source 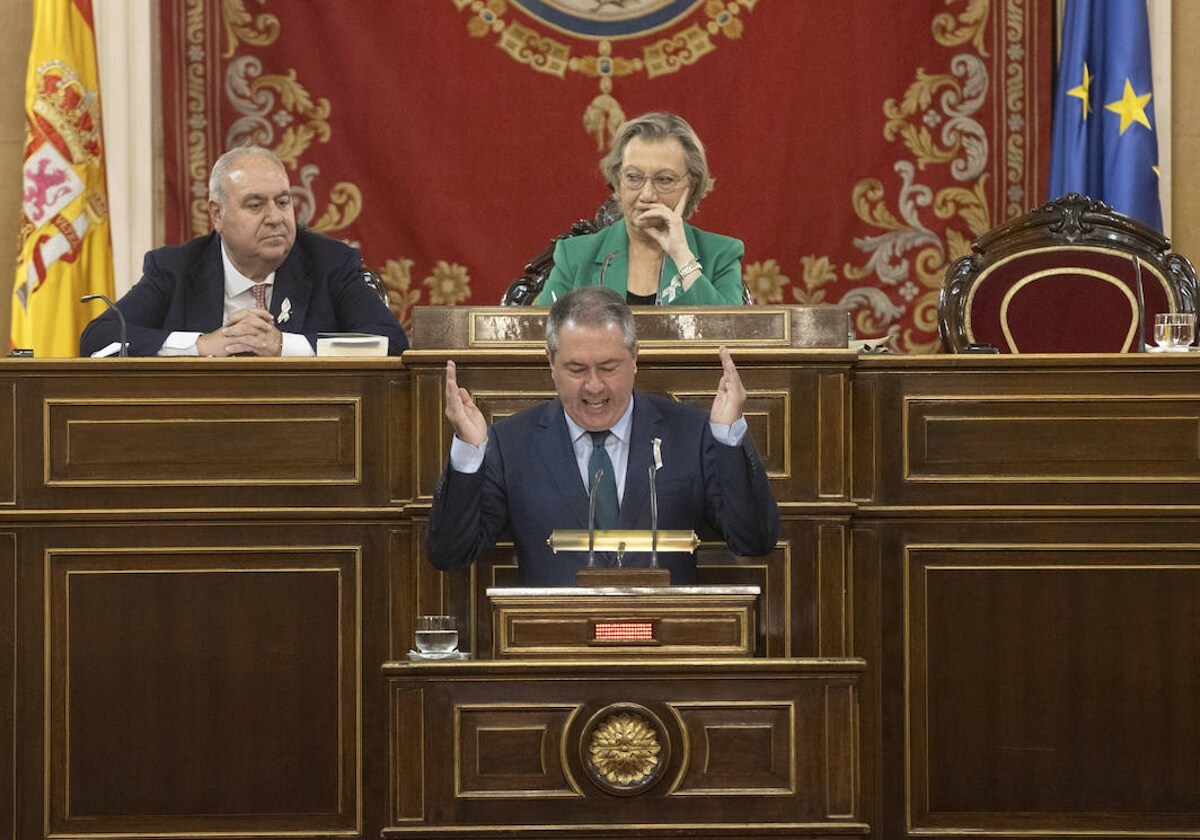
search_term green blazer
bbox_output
[534,221,746,305]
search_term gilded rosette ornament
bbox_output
[583,706,668,794]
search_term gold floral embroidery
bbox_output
[791,256,838,305]
[743,259,790,304]
[453,0,758,144]
[424,260,472,305]
[221,0,280,58]
[379,257,422,329]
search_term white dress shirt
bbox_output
[449,398,748,493]
[156,244,314,356]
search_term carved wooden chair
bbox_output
[501,199,622,306]
[938,193,1197,352]
[501,198,753,305]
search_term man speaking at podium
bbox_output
[426,286,779,586]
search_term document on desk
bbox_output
[316,333,388,357]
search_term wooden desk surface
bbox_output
[2,349,1198,840]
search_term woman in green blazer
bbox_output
[535,112,746,306]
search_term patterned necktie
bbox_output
[251,282,269,310]
[588,431,620,530]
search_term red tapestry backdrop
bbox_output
[158,0,1052,353]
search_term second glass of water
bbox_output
[415,615,458,654]
[1153,312,1196,350]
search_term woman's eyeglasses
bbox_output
[620,170,686,193]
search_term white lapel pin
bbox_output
[652,437,663,471]
[277,297,291,323]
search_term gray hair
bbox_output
[600,111,714,219]
[208,146,287,207]
[546,287,637,359]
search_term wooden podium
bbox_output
[486,585,760,658]
[383,584,865,839]
[384,304,863,838]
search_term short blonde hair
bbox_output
[600,112,714,219]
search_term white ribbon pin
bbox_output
[277,297,291,323]
[652,437,663,471]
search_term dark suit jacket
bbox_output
[78,229,408,356]
[426,392,779,586]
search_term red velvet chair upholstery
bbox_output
[938,194,1197,352]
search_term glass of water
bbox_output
[415,615,458,654]
[1153,313,1196,350]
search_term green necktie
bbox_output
[588,431,620,530]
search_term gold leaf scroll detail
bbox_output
[882,68,964,169]
[499,21,569,77]
[248,69,332,168]
[308,182,362,234]
[221,0,280,58]
[932,0,989,57]
[379,257,422,329]
[850,178,906,234]
[644,24,715,79]
[932,179,992,241]
[583,94,626,152]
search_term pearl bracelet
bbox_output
[659,260,704,305]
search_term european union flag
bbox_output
[1048,0,1161,231]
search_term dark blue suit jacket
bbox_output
[78,229,408,356]
[426,392,779,586]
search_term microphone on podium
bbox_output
[649,436,663,567]
[80,293,128,357]
[586,468,604,568]
[596,250,620,288]
[1133,255,1146,352]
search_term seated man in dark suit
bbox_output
[79,145,407,357]
[426,286,779,586]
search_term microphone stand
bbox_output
[1132,255,1146,351]
[597,250,619,288]
[648,464,659,568]
[80,293,128,357]
[586,469,603,568]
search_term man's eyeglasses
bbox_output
[620,170,687,193]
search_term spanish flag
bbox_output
[12,0,114,357]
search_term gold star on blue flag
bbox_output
[1049,0,1161,230]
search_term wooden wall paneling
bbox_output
[850,374,879,504]
[1,531,13,840]
[0,378,13,506]
[389,685,425,826]
[854,355,1200,508]
[19,361,399,511]
[849,524,884,840]
[859,518,1200,839]
[32,522,387,838]
[389,371,414,504]
[817,369,849,499]
[383,659,867,837]
[1,358,407,840]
